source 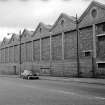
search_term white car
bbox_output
[21,70,32,79]
[21,70,39,80]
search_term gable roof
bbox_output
[0,41,1,46]
[8,33,18,44]
[32,22,51,37]
[1,37,9,47]
[42,23,52,30]
[79,0,105,23]
[50,13,76,31]
[21,29,34,39]
[33,23,41,36]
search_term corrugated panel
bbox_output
[5,48,9,63]
[14,45,19,63]
[33,40,40,61]
[52,34,62,60]
[26,41,32,62]
[21,44,26,63]
[64,31,77,59]
[9,47,14,63]
[42,37,50,60]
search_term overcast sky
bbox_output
[0,0,105,40]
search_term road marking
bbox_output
[95,97,105,100]
[59,90,105,100]
[22,84,105,101]
[1,78,105,102]
[50,89,105,100]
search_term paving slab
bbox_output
[0,75,105,85]
[39,76,105,85]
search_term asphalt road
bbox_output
[0,77,105,105]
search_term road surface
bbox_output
[0,77,105,105]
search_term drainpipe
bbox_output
[76,14,80,77]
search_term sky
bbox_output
[0,0,105,40]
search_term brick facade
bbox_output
[52,34,62,60]
[64,31,77,59]
[41,37,50,61]
[33,40,40,61]
[0,1,105,77]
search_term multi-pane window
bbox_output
[98,63,105,68]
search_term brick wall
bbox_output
[14,45,20,63]
[52,33,62,60]
[0,64,17,75]
[1,1,105,77]
[64,31,77,59]
[97,35,105,59]
[33,40,40,61]
[1,49,5,63]
[26,41,33,62]
[41,37,50,61]
[9,46,14,63]
[5,47,9,63]
[79,26,93,52]
[21,43,26,63]
[96,23,105,35]
[80,58,93,77]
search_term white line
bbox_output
[57,90,105,100]
[54,90,105,101]
[22,84,105,101]
[95,97,105,100]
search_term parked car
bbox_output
[21,70,39,80]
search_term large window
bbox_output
[33,40,40,61]
[52,34,62,60]
[98,63,105,68]
[84,51,91,57]
[96,23,105,35]
[42,37,50,61]
[91,8,97,18]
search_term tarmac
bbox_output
[39,76,105,85]
[0,75,105,85]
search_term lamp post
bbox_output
[7,32,16,75]
[76,14,80,77]
[8,31,22,77]
[19,30,22,77]
[92,24,96,77]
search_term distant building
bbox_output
[0,1,105,77]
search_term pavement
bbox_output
[0,76,105,105]
[0,74,105,85]
[39,76,105,85]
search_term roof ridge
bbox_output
[61,13,76,21]
[50,13,76,31]
[79,0,105,22]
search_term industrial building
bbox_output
[0,1,105,77]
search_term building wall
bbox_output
[97,36,105,59]
[26,41,33,62]
[96,23,105,35]
[0,64,17,75]
[0,49,1,63]
[33,40,40,61]
[1,2,105,77]
[79,26,93,52]
[5,47,9,63]
[96,23,105,59]
[52,33,62,60]
[64,31,77,59]
[9,46,14,63]
[79,5,105,28]
[14,45,20,63]
[41,37,50,61]
[0,28,95,77]
[21,43,26,63]
[1,49,5,63]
